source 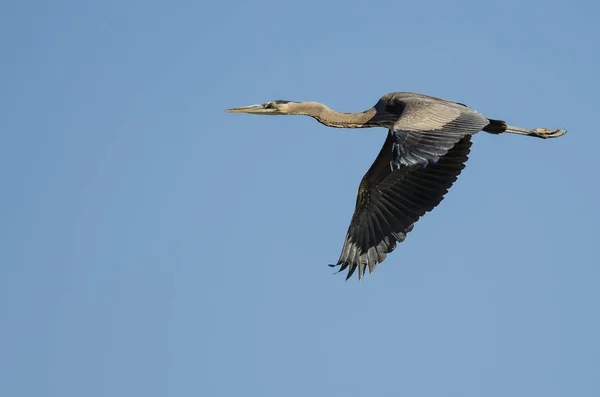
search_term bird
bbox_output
[226,92,566,280]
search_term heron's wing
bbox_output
[335,133,472,280]
[391,98,488,167]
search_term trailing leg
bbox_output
[483,118,566,139]
[504,125,566,139]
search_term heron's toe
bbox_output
[548,128,567,138]
[533,128,567,139]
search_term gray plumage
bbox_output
[226,92,566,280]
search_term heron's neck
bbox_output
[290,102,378,128]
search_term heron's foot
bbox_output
[529,128,567,139]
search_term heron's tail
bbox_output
[482,118,507,134]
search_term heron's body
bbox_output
[226,92,565,280]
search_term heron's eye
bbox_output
[264,102,275,109]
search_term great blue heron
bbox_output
[226,92,566,280]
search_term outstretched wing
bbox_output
[334,133,473,280]
[390,96,488,167]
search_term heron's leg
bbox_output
[505,125,566,139]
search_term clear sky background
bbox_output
[1,1,599,396]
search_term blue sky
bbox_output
[1,0,599,396]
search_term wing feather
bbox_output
[391,98,488,167]
[335,132,473,279]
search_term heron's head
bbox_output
[225,100,302,115]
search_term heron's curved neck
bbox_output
[289,102,378,128]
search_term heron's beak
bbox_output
[225,104,278,114]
